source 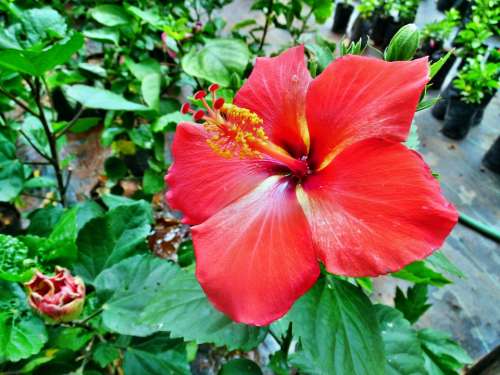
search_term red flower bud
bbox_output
[25,267,85,323]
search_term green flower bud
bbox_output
[384,24,420,62]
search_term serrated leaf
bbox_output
[93,342,120,368]
[374,305,426,375]
[75,201,153,281]
[0,234,34,282]
[66,85,148,111]
[181,39,250,87]
[94,254,266,351]
[394,284,431,324]
[392,261,451,287]
[0,313,48,362]
[284,277,385,375]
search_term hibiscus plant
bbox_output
[0,1,476,374]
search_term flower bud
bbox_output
[25,267,85,323]
[384,24,420,62]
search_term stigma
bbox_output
[181,86,309,177]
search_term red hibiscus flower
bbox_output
[165,46,457,326]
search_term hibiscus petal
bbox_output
[165,122,276,225]
[306,55,429,170]
[299,139,457,277]
[192,176,319,326]
[234,45,311,157]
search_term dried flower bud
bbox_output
[25,267,85,323]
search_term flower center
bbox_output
[182,86,309,177]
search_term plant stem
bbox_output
[295,7,315,43]
[19,129,52,161]
[0,86,38,117]
[281,322,293,359]
[56,106,85,138]
[33,78,66,206]
[77,308,104,325]
[258,0,274,52]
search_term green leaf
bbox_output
[305,0,333,23]
[182,39,250,87]
[0,313,48,363]
[151,112,191,133]
[105,156,128,181]
[430,50,453,80]
[426,251,464,278]
[142,73,161,111]
[143,168,164,195]
[394,285,431,324]
[42,207,79,263]
[123,334,190,375]
[219,358,263,375]
[384,24,420,61]
[66,85,148,111]
[374,305,426,375]
[94,254,266,350]
[68,117,101,133]
[49,327,93,351]
[418,329,472,374]
[0,234,34,282]
[405,122,420,150]
[125,57,161,81]
[75,201,153,281]
[0,131,25,201]
[28,206,64,236]
[284,277,385,375]
[0,33,84,76]
[392,261,451,287]
[23,176,57,189]
[20,7,67,44]
[90,5,132,27]
[83,28,120,45]
[93,342,120,368]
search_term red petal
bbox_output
[192,176,319,326]
[306,55,429,169]
[234,45,311,157]
[300,139,457,276]
[165,122,275,225]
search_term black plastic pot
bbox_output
[471,89,498,126]
[370,15,390,46]
[0,202,21,235]
[483,136,500,174]
[431,83,459,120]
[429,50,456,90]
[332,3,354,34]
[442,97,478,140]
[350,16,371,46]
[437,0,455,11]
[382,19,403,49]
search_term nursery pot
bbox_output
[382,19,404,50]
[471,89,498,126]
[429,50,456,90]
[483,136,500,174]
[437,0,455,12]
[332,3,354,34]
[442,97,478,140]
[431,83,458,120]
[350,16,371,45]
[370,15,390,46]
[421,38,444,56]
[0,202,21,235]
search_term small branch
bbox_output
[295,7,314,42]
[258,0,274,52]
[34,78,66,206]
[23,160,51,166]
[19,129,52,161]
[0,86,38,117]
[56,106,85,138]
[77,308,104,325]
[63,169,72,195]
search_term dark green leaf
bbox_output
[75,201,153,281]
[93,342,120,368]
[0,131,25,201]
[49,327,93,351]
[28,206,64,236]
[142,73,161,111]
[20,7,67,44]
[83,28,120,45]
[143,168,164,195]
[430,50,453,80]
[426,251,464,278]
[374,305,426,375]
[66,85,149,111]
[182,39,250,87]
[94,254,266,350]
[219,358,263,375]
[394,285,431,324]
[105,156,128,181]
[285,277,386,375]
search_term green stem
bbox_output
[0,86,38,117]
[77,308,104,325]
[258,0,274,52]
[459,212,500,242]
